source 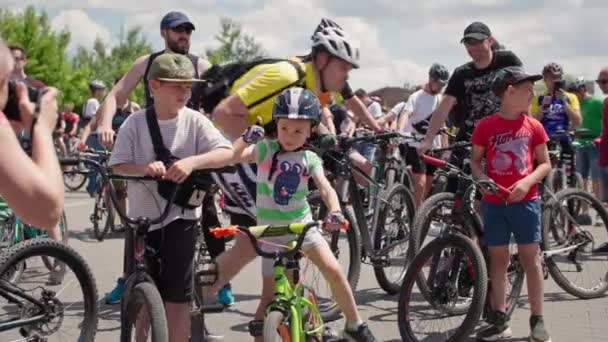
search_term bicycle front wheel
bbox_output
[120,282,168,342]
[263,310,292,342]
[373,184,415,294]
[542,188,608,299]
[42,211,69,272]
[398,233,487,342]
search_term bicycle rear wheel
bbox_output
[0,239,98,342]
[120,281,169,342]
[542,188,608,299]
[373,184,415,294]
[42,211,69,272]
[398,234,487,342]
[63,167,87,191]
[92,184,115,241]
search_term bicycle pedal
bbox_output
[369,255,390,267]
[201,303,225,313]
[196,260,218,286]
[248,320,264,337]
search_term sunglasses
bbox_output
[596,79,608,85]
[13,56,25,61]
[171,25,193,34]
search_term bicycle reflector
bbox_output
[210,226,238,238]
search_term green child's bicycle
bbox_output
[211,221,347,342]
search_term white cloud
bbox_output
[50,9,111,53]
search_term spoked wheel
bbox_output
[0,239,98,342]
[263,311,291,342]
[42,211,69,273]
[91,184,115,242]
[373,184,415,294]
[63,167,87,192]
[543,188,608,299]
[398,234,487,342]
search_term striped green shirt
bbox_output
[255,139,322,225]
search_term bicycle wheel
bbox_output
[120,282,169,342]
[42,211,69,272]
[542,188,608,299]
[373,184,415,294]
[305,193,361,321]
[504,252,525,319]
[410,192,455,255]
[546,168,567,193]
[63,167,87,191]
[0,239,98,342]
[385,168,397,190]
[263,310,291,342]
[398,234,487,342]
[92,184,114,241]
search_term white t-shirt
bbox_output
[82,98,100,119]
[391,89,442,148]
[109,107,232,231]
[367,101,383,119]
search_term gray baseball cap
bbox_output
[491,66,542,96]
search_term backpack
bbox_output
[198,58,305,114]
[145,107,213,210]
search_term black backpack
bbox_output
[198,58,305,114]
[145,107,213,210]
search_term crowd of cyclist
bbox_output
[1,9,608,342]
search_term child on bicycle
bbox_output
[225,87,376,341]
[470,66,552,342]
[109,53,234,342]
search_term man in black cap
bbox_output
[471,66,552,342]
[418,21,522,156]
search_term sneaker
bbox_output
[104,277,125,305]
[530,315,552,342]
[217,287,234,307]
[593,242,608,253]
[343,322,377,342]
[476,311,512,341]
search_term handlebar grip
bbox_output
[210,226,238,238]
[340,220,350,230]
[422,155,447,168]
[594,138,601,146]
[496,184,512,197]
[59,158,80,166]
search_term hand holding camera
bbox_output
[3,80,58,132]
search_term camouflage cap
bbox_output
[491,66,542,96]
[148,53,202,82]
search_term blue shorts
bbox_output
[481,199,542,246]
[576,144,600,180]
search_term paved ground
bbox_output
[2,190,607,341]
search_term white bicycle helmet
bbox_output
[311,20,360,69]
[568,76,586,91]
[89,80,106,91]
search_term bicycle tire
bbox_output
[263,310,291,342]
[410,192,455,256]
[42,211,69,272]
[504,255,525,319]
[546,168,567,193]
[373,184,415,294]
[120,282,169,342]
[0,238,98,342]
[385,168,397,190]
[63,169,87,191]
[94,187,115,242]
[305,193,361,321]
[542,188,608,299]
[398,234,487,342]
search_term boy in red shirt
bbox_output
[471,66,552,342]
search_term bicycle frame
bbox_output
[0,279,52,332]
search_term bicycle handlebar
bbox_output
[429,141,472,154]
[340,131,402,147]
[422,154,512,199]
[210,221,345,260]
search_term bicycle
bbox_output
[399,154,608,341]
[545,129,591,192]
[0,238,98,341]
[313,131,415,296]
[210,221,346,342]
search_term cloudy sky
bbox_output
[4,0,608,91]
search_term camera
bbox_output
[3,79,42,121]
[554,80,565,92]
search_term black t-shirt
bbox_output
[330,104,349,134]
[445,50,522,136]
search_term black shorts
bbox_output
[401,145,436,176]
[145,219,198,303]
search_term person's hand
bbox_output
[416,138,433,156]
[165,159,194,184]
[508,179,532,202]
[16,84,58,132]
[555,89,569,103]
[440,151,451,161]
[323,211,348,231]
[242,125,265,144]
[145,161,167,178]
[97,122,115,148]
[542,95,552,107]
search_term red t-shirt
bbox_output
[471,113,549,203]
[599,98,608,167]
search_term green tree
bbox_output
[0,6,73,101]
[205,18,267,64]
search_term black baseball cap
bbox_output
[460,22,492,43]
[491,66,543,96]
[160,11,195,30]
